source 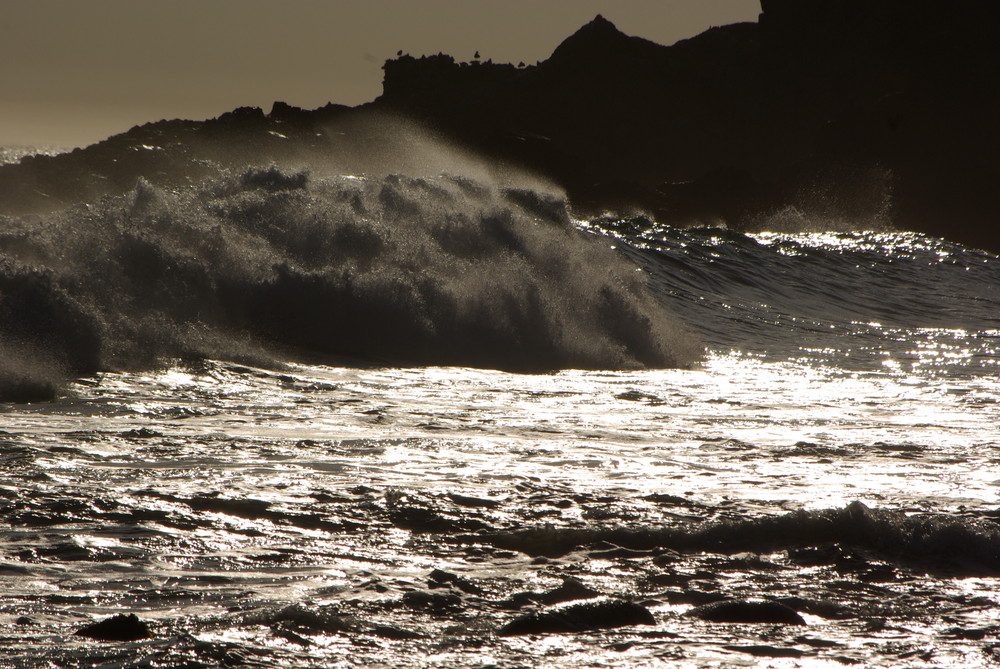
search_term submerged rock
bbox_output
[498,598,655,636]
[537,576,601,605]
[428,568,483,595]
[501,576,602,610]
[402,589,461,610]
[74,613,152,641]
[686,599,805,625]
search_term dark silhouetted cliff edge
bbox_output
[2,1,998,251]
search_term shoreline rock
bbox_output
[498,598,656,636]
[686,598,806,625]
[74,613,152,642]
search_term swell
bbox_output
[604,219,1000,365]
[0,169,700,400]
[472,501,1000,577]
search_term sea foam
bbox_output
[0,168,700,400]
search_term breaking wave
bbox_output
[0,168,700,400]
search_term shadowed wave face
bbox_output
[0,168,701,400]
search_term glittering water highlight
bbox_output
[1,168,999,666]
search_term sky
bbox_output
[0,0,760,148]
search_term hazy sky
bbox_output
[1,0,760,148]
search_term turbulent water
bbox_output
[1,155,999,667]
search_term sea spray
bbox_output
[0,168,700,400]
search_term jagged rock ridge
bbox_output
[2,2,998,251]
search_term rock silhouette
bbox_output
[74,613,152,641]
[2,1,997,251]
[686,599,806,625]
[498,598,656,636]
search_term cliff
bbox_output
[2,3,998,251]
[372,6,1000,249]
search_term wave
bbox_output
[3,113,998,402]
[472,501,1000,577]
[599,219,1000,369]
[0,168,700,401]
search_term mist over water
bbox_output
[314,111,562,190]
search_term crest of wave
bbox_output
[0,167,701,400]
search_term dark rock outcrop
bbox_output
[374,6,1000,250]
[2,2,998,251]
[74,613,152,641]
[501,576,602,609]
[498,598,656,636]
[686,598,806,625]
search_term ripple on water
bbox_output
[0,356,998,667]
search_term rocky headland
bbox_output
[3,0,998,251]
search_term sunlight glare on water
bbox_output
[21,351,989,517]
[1,225,997,668]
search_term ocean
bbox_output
[1,152,999,667]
